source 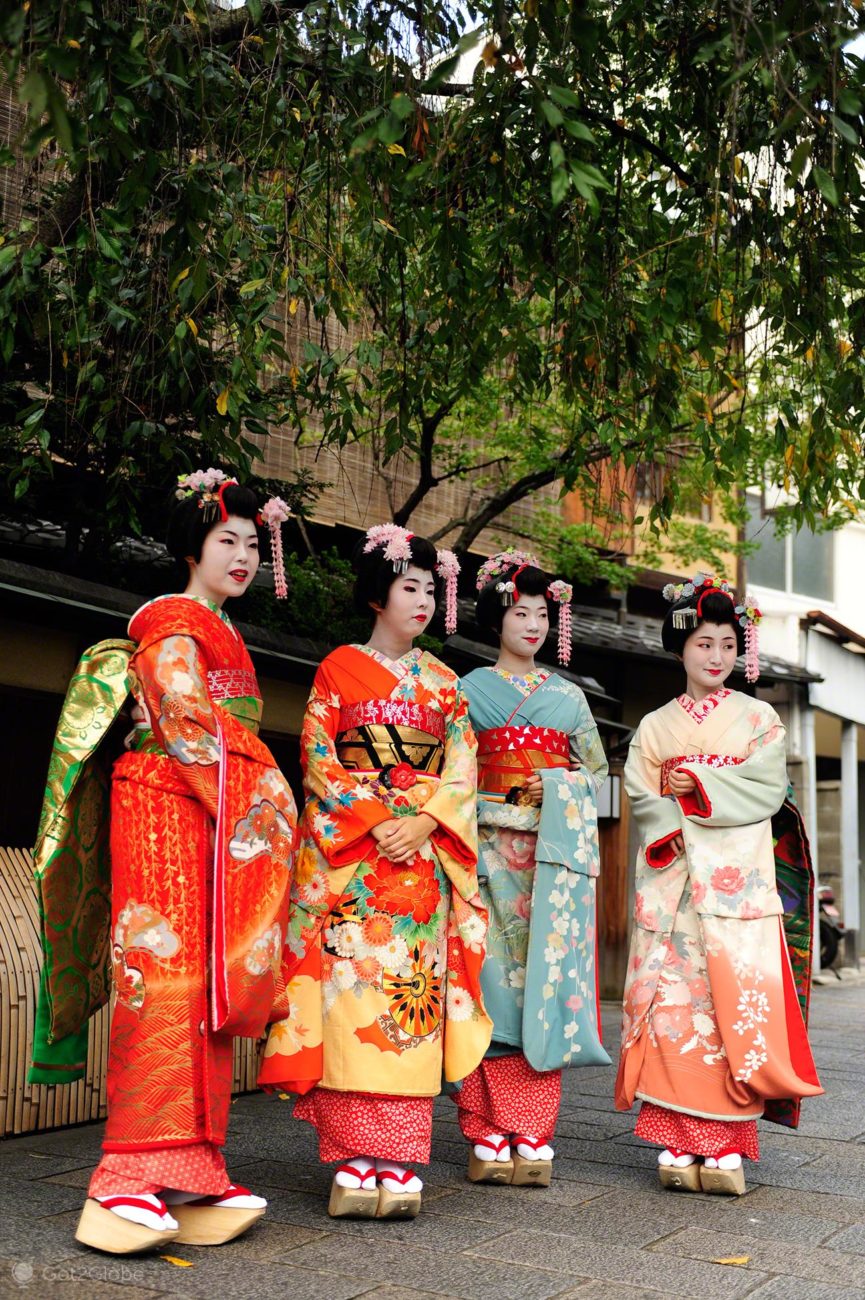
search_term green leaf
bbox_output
[812,165,839,206]
[541,99,565,128]
[551,167,570,206]
[563,118,596,143]
[547,84,580,109]
[239,277,266,295]
[830,113,858,146]
[789,137,811,180]
[18,69,48,117]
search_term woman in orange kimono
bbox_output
[616,575,822,1195]
[261,525,491,1218]
[30,472,297,1253]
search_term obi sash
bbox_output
[335,698,445,776]
[660,752,743,796]
[477,724,570,797]
[207,668,258,701]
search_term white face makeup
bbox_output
[372,563,437,643]
[681,621,738,699]
[500,593,549,659]
[185,514,260,607]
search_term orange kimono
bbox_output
[260,644,491,1163]
[82,595,297,1193]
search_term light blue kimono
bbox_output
[461,667,612,1072]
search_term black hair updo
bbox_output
[661,589,745,657]
[475,564,555,637]
[352,534,442,620]
[166,482,263,580]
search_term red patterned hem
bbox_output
[88,1142,230,1196]
[294,1087,433,1163]
[456,1054,562,1143]
[635,1101,760,1161]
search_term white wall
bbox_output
[748,519,865,668]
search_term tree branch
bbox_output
[200,0,315,45]
[451,434,649,553]
[392,398,457,524]
[426,85,708,194]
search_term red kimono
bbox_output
[85,595,297,1194]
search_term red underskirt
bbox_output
[636,1101,760,1161]
[455,1053,562,1142]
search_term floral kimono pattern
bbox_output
[453,667,609,1149]
[32,595,297,1191]
[461,668,611,1071]
[616,688,822,1142]
[260,644,491,1114]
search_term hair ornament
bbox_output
[261,496,291,600]
[547,579,574,666]
[176,467,237,522]
[476,547,540,593]
[435,548,461,635]
[364,523,414,574]
[664,573,762,680]
[735,598,762,683]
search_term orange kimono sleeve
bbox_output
[301,662,392,869]
[422,683,479,882]
[131,632,221,814]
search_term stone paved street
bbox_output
[1,983,863,1300]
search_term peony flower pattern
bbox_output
[112,900,181,1012]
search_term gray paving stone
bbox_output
[0,1148,94,1179]
[286,1235,573,1299]
[651,1226,865,1285]
[0,1257,166,1300]
[36,1249,373,1300]
[0,1177,86,1218]
[465,1230,769,1298]
[353,1289,444,1300]
[738,1181,865,1225]
[556,1287,677,1299]
[259,1185,509,1251]
[746,1280,865,1300]
[822,1223,865,1253]
[422,1180,612,1219]
[429,1185,845,1248]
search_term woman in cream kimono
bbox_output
[616,575,822,1195]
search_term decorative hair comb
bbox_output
[363,523,414,574]
[176,467,235,523]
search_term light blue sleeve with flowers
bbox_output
[523,684,610,1071]
[520,764,611,1070]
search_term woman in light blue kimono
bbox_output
[454,552,610,1187]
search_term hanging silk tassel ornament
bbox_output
[261,496,292,599]
[436,548,461,635]
[744,619,759,682]
[548,580,574,666]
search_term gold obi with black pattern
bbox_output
[335,699,445,775]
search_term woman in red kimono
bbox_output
[30,471,297,1253]
[261,525,491,1219]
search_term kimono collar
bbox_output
[676,687,732,724]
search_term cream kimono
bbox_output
[616,688,822,1126]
